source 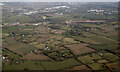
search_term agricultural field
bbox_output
[103,53,119,62]
[2,48,21,59]
[41,58,82,70]
[3,58,82,70]
[4,37,38,55]
[78,55,95,64]
[2,2,119,71]
[65,65,91,70]
[65,44,95,55]
[106,62,120,71]
[87,63,107,71]
[21,53,53,61]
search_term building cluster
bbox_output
[24,11,38,15]
[88,9,104,13]
[87,9,105,15]
[45,5,69,10]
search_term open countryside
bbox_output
[2,2,120,71]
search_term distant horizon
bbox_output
[1,0,120,2]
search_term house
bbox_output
[2,57,5,59]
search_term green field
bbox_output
[3,48,21,59]
[3,58,82,70]
[41,58,82,70]
[78,55,94,64]
[103,53,119,62]
[89,44,118,50]
[4,37,38,55]
[88,63,107,70]
[88,35,118,44]
[3,61,44,70]
[2,26,20,33]
[90,53,103,60]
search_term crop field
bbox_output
[5,43,38,55]
[65,65,91,70]
[3,58,82,70]
[21,53,53,61]
[4,37,38,55]
[32,44,46,49]
[63,38,79,44]
[103,53,119,62]
[36,38,48,43]
[89,44,118,50]
[97,60,108,63]
[88,35,118,44]
[4,37,18,45]
[65,44,95,55]
[41,58,82,70]
[54,30,65,34]
[74,36,99,44]
[3,61,45,70]
[46,49,73,61]
[91,53,103,59]
[3,48,21,59]
[35,25,50,34]
[78,55,95,64]
[88,63,107,70]
[106,62,119,71]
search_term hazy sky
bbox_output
[1,0,120,2]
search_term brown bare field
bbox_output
[65,44,95,55]
[106,62,119,70]
[21,53,53,61]
[65,65,91,70]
